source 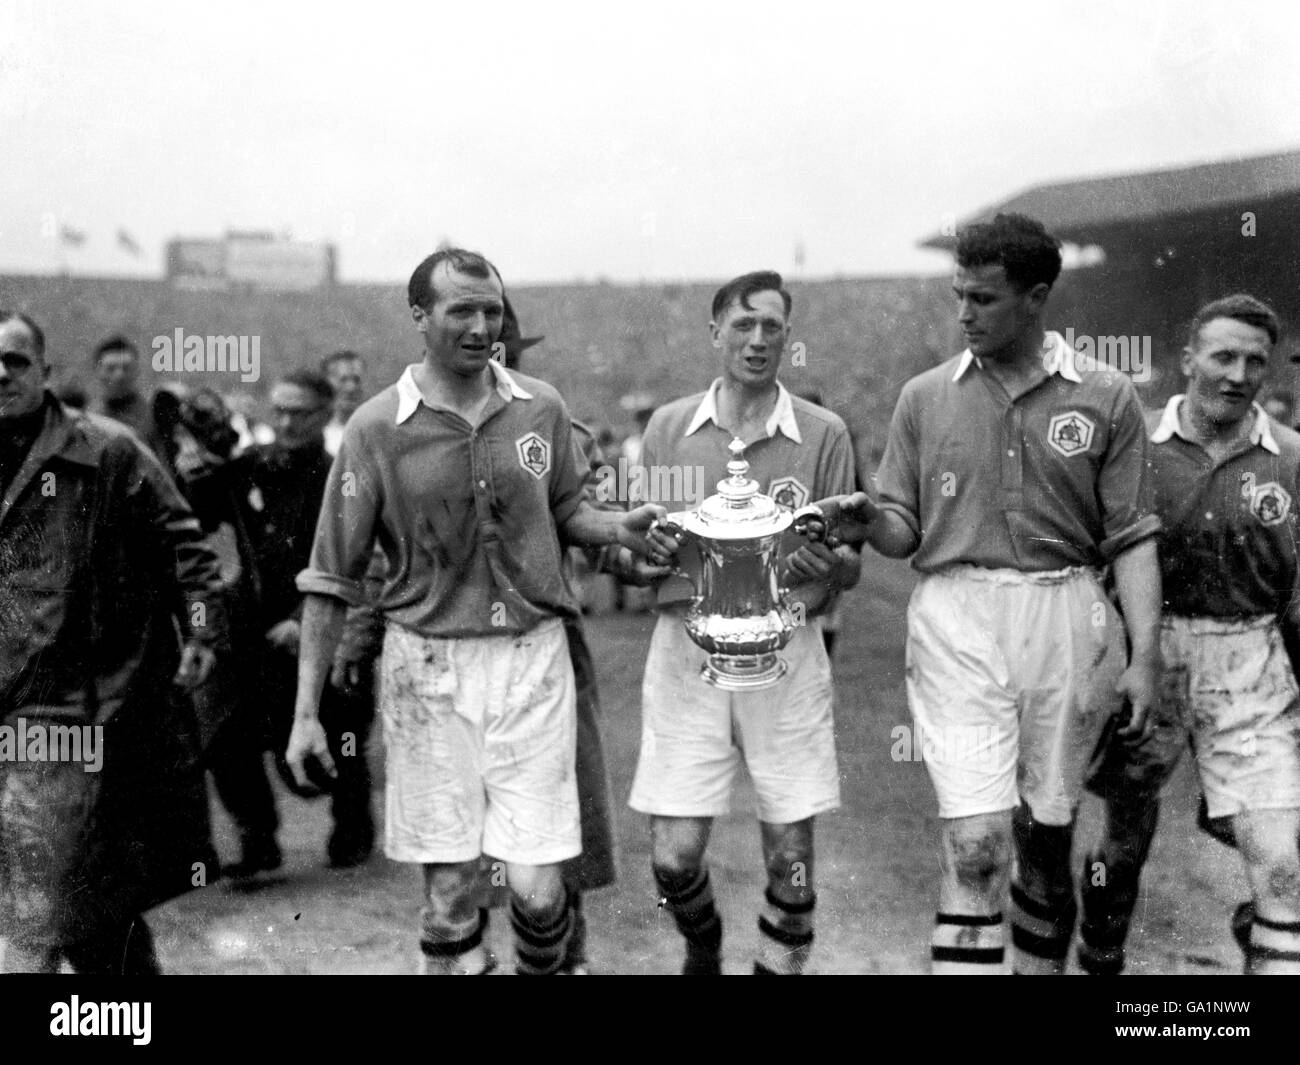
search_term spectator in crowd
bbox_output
[321,350,367,457]
[89,334,167,458]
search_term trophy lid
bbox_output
[682,438,793,540]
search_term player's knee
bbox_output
[652,861,702,898]
[764,839,813,894]
[423,862,482,923]
[650,826,706,875]
[1260,862,1300,907]
[949,831,1010,894]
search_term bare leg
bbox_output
[756,818,816,974]
[932,810,1012,974]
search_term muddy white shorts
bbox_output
[378,618,580,866]
[629,609,840,824]
[1130,615,1300,818]
[906,565,1125,826]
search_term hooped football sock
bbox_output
[1245,912,1300,974]
[931,911,1005,974]
[1079,854,1144,976]
[418,907,491,975]
[755,886,816,975]
[655,865,723,973]
[1011,883,1077,975]
[510,889,574,976]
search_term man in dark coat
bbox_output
[179,370,375,870]
[0,311,226,974]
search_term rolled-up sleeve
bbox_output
[1098,381,1161,560]
[297,422,383,606]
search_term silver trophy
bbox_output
[655,438,832,691]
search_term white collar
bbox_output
[1149,394,1280,455]
[395,360,532,424]
[952,330,1083,384]
[683,379,802,444]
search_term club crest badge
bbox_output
[516,432,551,480]
[768,476,810,510]
[1248,481,1291,527]
[1047,411,1095,457]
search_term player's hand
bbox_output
[609,546,675,587]
[284,715,338,791]
[783,541,839,584]
[621,504,675,564]
[808,491,882,547]
[173,640,217,688]
[1116,652,1162,743]
[266,618,302,655]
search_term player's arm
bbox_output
[1099,382,1164,740]
[556,405,675,566]
[784,424,866,612]
[1111,537,1162,740]
[807,489,918,557]
[285,430,379,786]
[808,390,921,558]
[560,500,675,565]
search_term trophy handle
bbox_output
[791,504,842,549]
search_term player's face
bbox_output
[952,264,1041,362]
[1182,316,1272,427]
[0,319,47,423]
[413,264,505,380]
[712,289,789,391]
[96,349,138,400]
[271,382,330,451]
[326,358,364,417]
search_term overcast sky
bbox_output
[3,0,1298,284]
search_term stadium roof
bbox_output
[919,147,1300,251]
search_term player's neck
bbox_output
[716,379,778,441]
[415,359,493,418]
[980,329,1047,379]
[1180,397,1254,455]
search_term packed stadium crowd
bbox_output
[2,212,1299,976]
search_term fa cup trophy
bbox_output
[654,438,832,691]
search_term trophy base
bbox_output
[700,653,787,692]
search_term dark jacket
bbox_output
[0,395,227,935]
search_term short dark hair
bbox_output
[320,349,364,375]
[0,310,46,359]
[1188,293,1281,348]
[278,368,335,407]
[93,333,138,364]
[711,270,792,322]
[955,212,1063,291]
[407,248,503,311]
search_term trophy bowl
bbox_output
[655,438,826,692]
